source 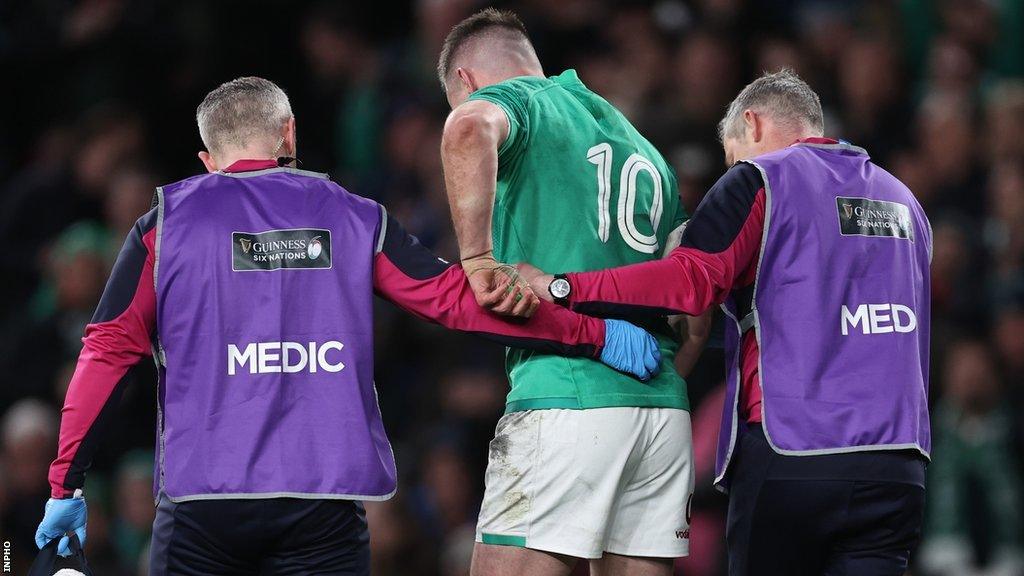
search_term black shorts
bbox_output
[726,425,927,576]
[149,495,370,576]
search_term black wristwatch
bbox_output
[548,274,572,307]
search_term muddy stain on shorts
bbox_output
[503,490,531,522]
[487,411,541,517]
[490,433,511,463]
[490,411,538,472]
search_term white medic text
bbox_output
[228,341,345,375]
[841,304,917,335]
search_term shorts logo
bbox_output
[836,197,913,241]
[232,228,332,271]
[676,494,692,539]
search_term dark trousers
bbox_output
[726,426,926,576]
[149,495,370,576]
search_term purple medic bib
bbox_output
[153,167,395,502]
[716,142,932,489]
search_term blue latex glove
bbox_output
[35,495,87,557]
[600,319,661,381]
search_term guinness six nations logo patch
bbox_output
[836,197,914,241]
[232,228,332,271]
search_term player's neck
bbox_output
[482,56,543,84]
[506,63,543,79]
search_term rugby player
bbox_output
[438,9,709,576]
[34,76,661,575]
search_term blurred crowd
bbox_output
[1,0,1022,574]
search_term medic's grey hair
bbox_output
[718,69,824,142]
[196,76,293,155]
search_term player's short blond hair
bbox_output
[196,76,292,156]
[437,8,532,89]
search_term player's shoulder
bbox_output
[501,73,556,94]
[470,74,550,108]
[473,69,589,104]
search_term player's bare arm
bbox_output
[441,99,506,260]
[441,99,538,318]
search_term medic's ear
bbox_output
[743,109,763,143]
[283,116,297,158]
[198,150,218,173]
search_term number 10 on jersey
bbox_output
[587,143,664,254]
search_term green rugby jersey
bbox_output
[467,69,690,413]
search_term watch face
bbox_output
[550,278,571,299]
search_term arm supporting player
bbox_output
[441,99,537,317]
[372,213,661,378]
[532,163,766,317]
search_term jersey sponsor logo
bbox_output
[228,340,345,374]
[841,303,917,335]
[836,197,913,241]
[232,228,332,271]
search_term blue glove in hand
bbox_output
[600,319,661,381]
[35,495,87,557]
